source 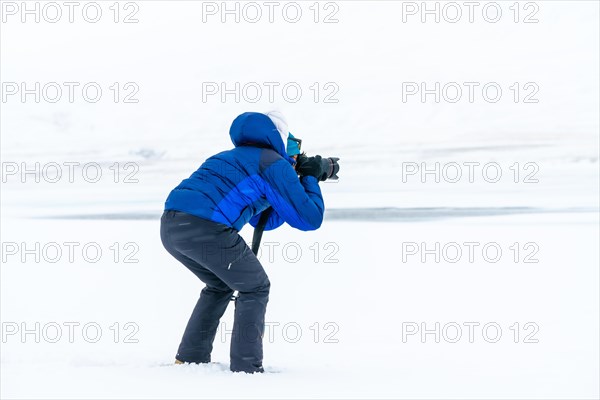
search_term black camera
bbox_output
[295,154,340,181]
[319,156,340,180]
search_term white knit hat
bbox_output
[264,110,289,151]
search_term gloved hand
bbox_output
[295,154,327,181]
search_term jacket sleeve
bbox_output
[249,208,285,231]
[261,160,324,231]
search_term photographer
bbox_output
[160,111,339,373]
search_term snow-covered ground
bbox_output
[1,212,598,399]
[1,1,599,398]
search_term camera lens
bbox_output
[320,157,340,180]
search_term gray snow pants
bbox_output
[160,210,270,373]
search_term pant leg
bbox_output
[227,251,270,373]
[161,210,270,373]
[192,234,270,373]
[161,211,234,363]
[173,252,234,363]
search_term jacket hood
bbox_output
[229,112,295,163]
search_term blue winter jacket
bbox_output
[164,112,324,232]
